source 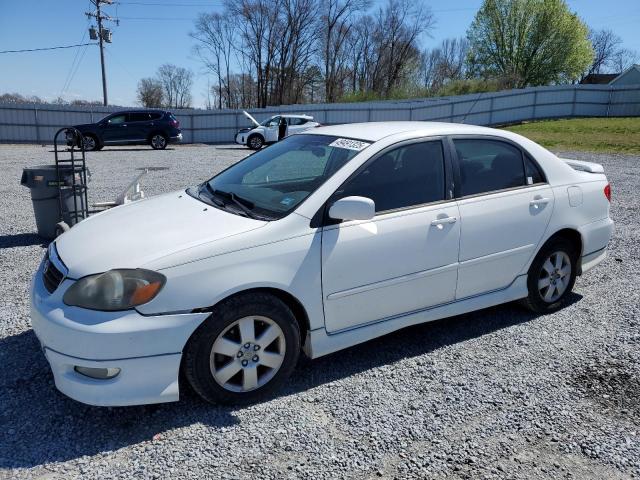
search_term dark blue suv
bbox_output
[72,110,182,150]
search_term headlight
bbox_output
[63,269,166,311]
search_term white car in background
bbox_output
[235,111,319,149]
[31,122,613,407]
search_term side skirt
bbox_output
[304,275,528,359]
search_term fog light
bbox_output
[74,366,120,379]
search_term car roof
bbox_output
[307,121,502,142]
[274,114,314,119]
[111,109,167,114]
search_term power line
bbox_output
[62,43,92,98]
[118,15,195,20]
[0,43,97,54]
[117,1,222,6]
[60,25,90,97]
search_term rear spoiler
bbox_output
[561,158,605,174]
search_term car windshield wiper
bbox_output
[212,188,261,220]
[202,182,225,208]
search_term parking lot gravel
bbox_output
[0,144,638,479]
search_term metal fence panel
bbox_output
[1,84,638,144]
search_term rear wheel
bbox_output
[247,134,264,150]
[150,133,168,150]
[183,292,301,404]
[522,238,578,313]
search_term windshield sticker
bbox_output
[328,138,371,151]
[280,197,295,206]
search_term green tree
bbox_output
[466,0,593,88]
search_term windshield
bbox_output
[260,116,279,127]
[191,134,369,219]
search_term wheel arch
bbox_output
[147,129,169,142]
[191,286,311,349]
[535,227,584,273]
[247,132,264,142]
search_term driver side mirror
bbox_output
[328,196,375,221]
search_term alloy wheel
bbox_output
[151,135,166,149]
[538,251,571,303]
[209,315,286,392]
[83,136,96,150]
[249,136,262,149]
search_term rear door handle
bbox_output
[530,197,550,207]
[431,216,457,228]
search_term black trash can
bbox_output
[21,165,88,239]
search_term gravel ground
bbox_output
[0,144,638,480]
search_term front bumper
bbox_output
[30,257,209,406]
[235,130,251,145]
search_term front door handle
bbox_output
[431,216,457,228]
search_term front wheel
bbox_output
[183,293,301,404]
[150,133,168,150]
[247,134,264,150]
[522,238,578,313]
[82,135,99,151]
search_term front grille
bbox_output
[42,252,64,294]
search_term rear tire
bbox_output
[150,133,168,150]
[521,237,578,313]
[183,292,301,405]
[247,134,264,150]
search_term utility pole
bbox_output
[86,0,117,106]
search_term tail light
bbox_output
[604,183,611,202]
[170,119,180,128]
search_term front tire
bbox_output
[522,238,578,313]
[82,134,99,151]
[247,134,264,150]
[183,292,301,405]
[150,133,168,150]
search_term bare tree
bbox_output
[192,12,237,109]
[227,0,283,108]
[420,37,468,91]
[585,29,639,77]
[586,29,623,76]
[273,0,319,105]
[137,77,164,107]
[0,92,44,104]
[320,0,370,102]
[364,0,434,96]
[157,64,194,109]
[611,48,639,73]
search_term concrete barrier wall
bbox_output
[1,84,638,144]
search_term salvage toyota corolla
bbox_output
[31,122,614,406]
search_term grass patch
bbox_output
[504,117,640,154]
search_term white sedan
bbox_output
[31,122,614,406]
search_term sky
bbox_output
[0,0,639,108]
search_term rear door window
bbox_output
[453,139,526,196]
[128,112,151,122]
[524,154,545,184]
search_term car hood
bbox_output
[56,191,266,278]
[72,123,95,130]
[242,110,261,127]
